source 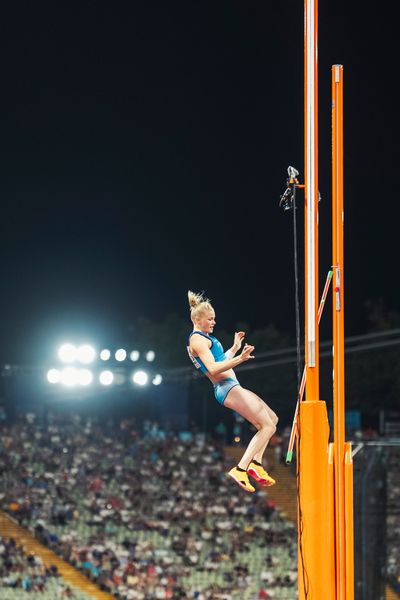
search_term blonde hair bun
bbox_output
[187,290,213,322]
[188,290,209,308]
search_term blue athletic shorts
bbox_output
[213,377,240,406]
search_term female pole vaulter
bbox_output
[187,291,278,492]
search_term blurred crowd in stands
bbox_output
[2,408,396,599]
[386,447,400,594]
[0,535,56,592]
[0,535,78,597]
[0,413,297,599]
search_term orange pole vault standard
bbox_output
[304,0,319,396]
[298,401,333,600]
[332,64,354,600]
[297,1,334,598]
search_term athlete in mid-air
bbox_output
[187,291,278,492]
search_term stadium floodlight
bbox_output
[47,369,61,384]
[60,366,79,387]
[115,348,127,362]
[99,370,114,386]
[146,350,155,362]
[100,349,111,361]
[58,344,77,363]
[152,374,163,386]
[77,344,96,364]
[130,350,140,362]
[132,370,148,386]
[77,369,93,386]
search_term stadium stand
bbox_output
[0,533,97,599]
[0,414,297,599]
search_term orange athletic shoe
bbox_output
[247,461,276,486]
[228,467,255,493]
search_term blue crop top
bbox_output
[187,331,226,374]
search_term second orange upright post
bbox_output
[332,64,354,600]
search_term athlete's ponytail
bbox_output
[188,290,213,323]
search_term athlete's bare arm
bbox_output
[226,331,246,358]
[190,335,254,377]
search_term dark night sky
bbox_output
[0,1,398,365]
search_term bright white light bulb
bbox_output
[146,350,155,362]
[47,369,61,384]
[77,344,96,364]
[100,349,111,361]
[61,367,78,387]
[58,344,77,363]
[130,350,140,362]
[152,374,163,386]
[115,349,127,362]
[132,370,148,386]
[99,370,114,386]
[78,369,93,386]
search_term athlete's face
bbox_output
[197,310,216,334]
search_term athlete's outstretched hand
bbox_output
[233,331,245,350]
[240,343,255,362]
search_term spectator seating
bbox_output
[0,415,298,599]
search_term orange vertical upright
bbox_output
[332,62,346,600]
[304,0,319,399]
[332,64,354,600]
[297,1,334,598]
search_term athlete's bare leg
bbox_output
[246,390,279,463]
[224,386,277,470]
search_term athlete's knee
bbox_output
[264,408,278,428]
[259,418,276,437]
[267,413,277,434]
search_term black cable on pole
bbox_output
[292,185,302,402]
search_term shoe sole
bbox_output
[227,471,255,493]
[247,468,276,487]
